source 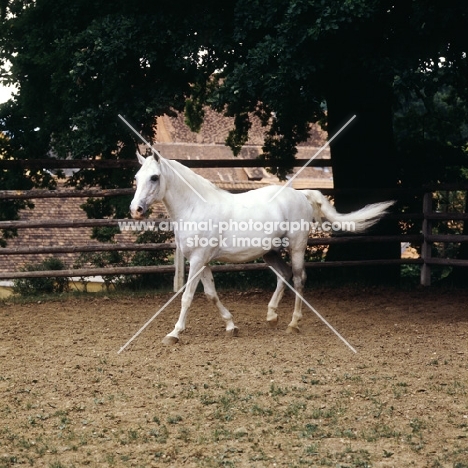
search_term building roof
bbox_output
[154,109,333,190]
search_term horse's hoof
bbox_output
[286,325,300,334]
[267,317,278,328]
[162,335,179,346]
[226,326,239,337]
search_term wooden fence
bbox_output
[1,159,467,288]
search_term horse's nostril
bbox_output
[136,206,143,213]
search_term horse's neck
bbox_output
[161,159,229,219]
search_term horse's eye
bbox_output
[150,174,159,182]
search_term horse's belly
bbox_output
[215,249,266,263]
[215,238,287,263]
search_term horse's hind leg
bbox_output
[286,249,306,334]
[201,267,239,337]
[263,251,292,327]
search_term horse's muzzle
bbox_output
[130,202,146,219]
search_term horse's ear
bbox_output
[136,151,146,165]
[145,147,159,163]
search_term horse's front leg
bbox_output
[200,267,238,337]
[162,262,204,345]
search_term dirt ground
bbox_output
[1,286,468,467]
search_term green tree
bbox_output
[394,74,468,285]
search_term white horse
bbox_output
[130,151,393,345]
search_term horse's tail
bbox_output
[301,190,394,233]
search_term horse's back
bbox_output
[234,185,307,205]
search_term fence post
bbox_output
[173,246,185,291]
[420,192,432,286]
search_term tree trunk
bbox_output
[324,72,401,283]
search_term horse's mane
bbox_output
[164,158,230,201]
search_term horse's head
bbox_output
[130,151,164,219]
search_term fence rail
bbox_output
[0,218,130,229]
[0,157,331,170]
[0,259,424,281]
[0,188,134,200]
[1,159,467,287]
[0,243,176,256]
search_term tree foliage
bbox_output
[1,1,466,175]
